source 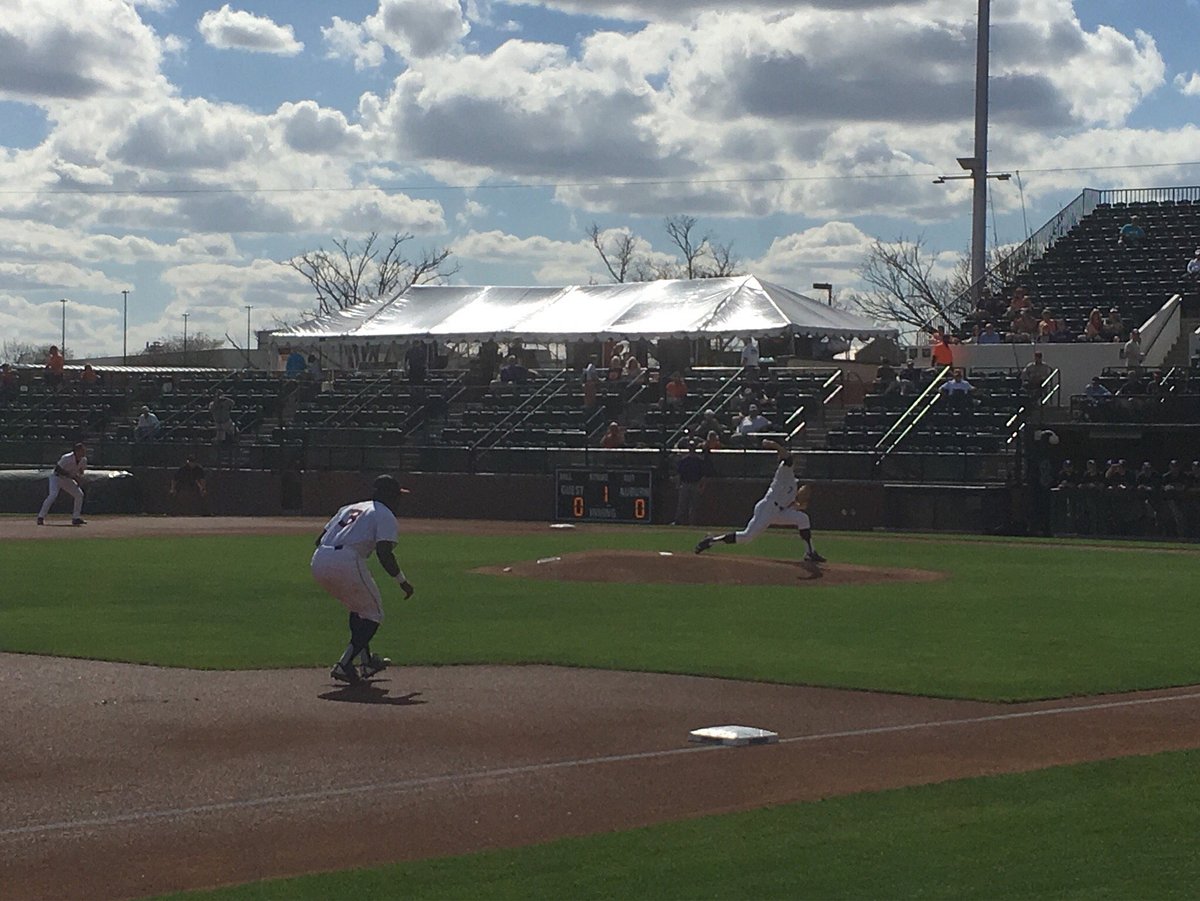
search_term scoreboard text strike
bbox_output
[555,469,654,523]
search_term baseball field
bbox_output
[4,515,1200,899]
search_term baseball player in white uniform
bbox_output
[694,438,825,562]
[37,442,88,526]
[312,475,415,684]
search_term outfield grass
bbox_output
[165,747,1200,900]
[3,529,1199,700]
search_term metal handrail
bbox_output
[664,368,745,449]
[874,366,950,457]
[469,368,570,456]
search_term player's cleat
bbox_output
[804,551,827,563]
[71,518,86,526]
[359,654,391,679]
[329,662,362,685]
[36,518,44,526]
[694,536,714,555]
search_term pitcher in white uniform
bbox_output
[37,443,88,526]
[312,475,415,684]
[694,439,825,562]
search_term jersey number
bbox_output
[337,509,363,528]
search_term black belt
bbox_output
[333,545,344,550]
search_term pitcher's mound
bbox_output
[474,550,942,586]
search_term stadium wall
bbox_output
[0,467,1014,534]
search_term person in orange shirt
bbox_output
[45,345,65,388]
[929,327,954,368]
[663,371,688,406]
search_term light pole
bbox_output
[812,282,833,307]
[121,289,129,365]
[182,312,189,363]
[59,298,67,351]
[245,305,253,368]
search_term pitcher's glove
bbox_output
[793,484,812,511]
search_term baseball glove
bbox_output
[793,483,812,510]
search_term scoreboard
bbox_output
[555,469,654,524]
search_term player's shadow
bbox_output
[318,682,427,706]
[784,561,825,581]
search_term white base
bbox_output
[688,725,779,746]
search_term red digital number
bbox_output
[634,498,646,519]
[573,496,585,517]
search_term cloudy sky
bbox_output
[2,0,1198,357]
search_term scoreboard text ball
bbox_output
[555,469,654,523]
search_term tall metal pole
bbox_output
[59,298,67,351]
[121,289,129,365]
[245,305,253,368]
[182,312,189,363]
[970,0,991,304]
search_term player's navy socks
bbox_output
[720,533,736,544]
[337,643,356,668]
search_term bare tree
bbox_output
[843,236,969,334]
[2,340,67,363]
[587,217,742,283]
[137,333,225,356]
[287,232,457,316]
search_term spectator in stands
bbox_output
[977,322,1002,345]
[938,369,975,412]
[1021,351,1052,397]
[80,364,99,391]
[1186,248,1200,282]
[663,371,688,407]
[405,341,428,385]
[284,347,306,377]
[1084,376,1113,402]
[623,353,643,384]
[1081,308,1105,342]
[209,392,236,445]
[306,354,322,383]
[1102,308,1125,341]
[1122,328,1142,369]
[499,354,532,385]
[1037,308,1062,343]
[1145,370,1167,396]
[1117,216,1145,248]
[700,408,725,438]
[1117,371,1145,396]
[582,358,600,410]
[673,441,706,526]
[1135,461,1158,492]
[1009,308,1038,342]
[135,405,161,441]
[606,355,624,381]
[740,338,760,371]
[734,405,771,439]
[1079,458,1105,489]
[1004,287,1032,321]
[44,345,65,388]
[929,326,955,368]
[872,360,896,392]
[599,421,626,448]
[898,359,921,395]
[703,429,722,451]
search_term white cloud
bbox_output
[321,16,385,70]
[0,292,121,356]
[323,0,470,66]
[0,0,171,101]
[455,199,489,225]
[197,5,304,56]
[1175,72,1200,97]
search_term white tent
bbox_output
[272,276,896,343]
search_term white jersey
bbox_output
[761,458,798,507]
[54,451,86,479]
[318,500,398,558]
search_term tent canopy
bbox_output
[273,276,896,343]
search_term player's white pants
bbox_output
[311,547,384,623]
[39,475,83,520]
[735,499,811,543]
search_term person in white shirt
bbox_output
[735,405,771,438]
[135,405,161,441]
[694,439,825,563]
[311,475,415,684]
[740,338,760,370]
[37,443,88,526]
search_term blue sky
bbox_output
[2,0,1199,356]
